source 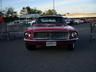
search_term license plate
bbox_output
[46,42,56,46]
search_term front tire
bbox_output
[25,43,36,50]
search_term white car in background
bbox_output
[74,19,84,24]
[28,20,36,25]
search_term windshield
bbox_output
[37,17,66,24]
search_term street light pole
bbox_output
[53,0,56,15]
[53,0,55,10]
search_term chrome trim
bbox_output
[24,38,79,42]
[34,31,69,40]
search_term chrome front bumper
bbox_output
[24,38,79,42]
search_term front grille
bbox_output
[34,31,69,40]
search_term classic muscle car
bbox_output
[24,16,79,50]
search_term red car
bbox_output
[0,15,4,23]
[24,16,79,50]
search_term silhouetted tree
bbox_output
[20,6,42,15]
[43,9,57,15]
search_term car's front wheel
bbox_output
[68,43,75,51]
[25,43,36,50]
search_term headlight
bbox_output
[70,32,78,39]
[71,32,77,37]
[24,32,31,37]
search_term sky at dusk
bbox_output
[1,0,96,14]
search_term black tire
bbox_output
[68,44,75,51]
[25,43,36,50]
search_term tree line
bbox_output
[2,6,60,17]
[0,6,61,22]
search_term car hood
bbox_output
[27,24,75,32]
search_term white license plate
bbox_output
[46,42,56,46]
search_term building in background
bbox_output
[63,13,96,18]
[63,13,96,22]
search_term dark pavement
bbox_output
[0,23,96,72]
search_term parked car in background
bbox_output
[65,18,72,24]
[20,20,32,24]
[74,19,84,24]
[8,20,32,25]
[0,15,4,23]
[24,15,79,50]
[28,20,36,25]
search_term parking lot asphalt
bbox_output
[0,23,96,72]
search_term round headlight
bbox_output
[24,32,31,37]
[71,32,77,37]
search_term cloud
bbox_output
[36,0,96,14]
[56,4,96,13]
[37,0,83,10]
[20,0,34,1]
[7,0,96,14]
[17,0,35,3]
